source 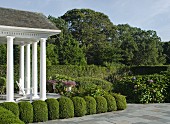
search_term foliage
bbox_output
[130,66,169,75]
[0,77,6,94]
[162,41,170,64]
[18,101,33,123]
[104,94,117,112]
[47,74,76,96]
[0,106,24,124]
[95,96,107,113]
[45,98,59,120]
[46,43,59,66]
[114,75,169,103]
[75,77,112,92]
[48,16,87,65]
[0,102,19,117]
[84,96,96,115]
[117,24,166,66]
[0,45,7,65]
[74,77,111,97]
[72,97,86,117]
[32,100,48,122]
[61,9,121,65]
[47,65,117,79]
[58,97,74,119]
[112,93,127,110]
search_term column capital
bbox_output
[40,38,47,42]
[7,36,15,40]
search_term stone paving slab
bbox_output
[31,103,170,124]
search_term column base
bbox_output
[6,100,15,102]
[39,97,47,101]
[32,95,39,100]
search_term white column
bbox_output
[26,44,30,95]
[19,44,25,94]
[40,38,47,100]
[32,41,39,99]
[6,36,15,102]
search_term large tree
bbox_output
[60,9,121,65]
[117,24,165,65]
[48,16,86,65]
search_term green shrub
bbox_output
[18,101,33,123]
[112,93,127,110]
[0,77,6,94]
[75,77,112,92]
[72,97,86,117]
[32,100,48,122]
[0,102,19,117]
[95,96,107,113]
[58,97,74,119]
[84,96,96,115]
[104,94,117,112]
[0,106,24,124]
[45,98,59,120]
[114,75,169,103]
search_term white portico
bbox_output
[0,7,61,102]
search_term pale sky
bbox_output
[1,0,170,41]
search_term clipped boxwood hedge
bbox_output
[58,97,74,119]
[72,97,86,117]
[0,102,19,117]
[84,96,96,115]
[32,100,48,122]
[18,101,33,123]
[45,98,59,120]
[95,96,107,113]
[104,94,117,112]
[112,93,127,110]
[0,106,24,124]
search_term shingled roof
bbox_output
[0,7,58,30]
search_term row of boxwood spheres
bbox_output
[0,93,126,123]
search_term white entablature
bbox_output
[0,25,60,44]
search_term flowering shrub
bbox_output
[47,74,76,97]
[63,81,76,87]
[114,74,169,103]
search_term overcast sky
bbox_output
[1,0,170,41]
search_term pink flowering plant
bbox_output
[63,81,76,87]
[47,74,78,97]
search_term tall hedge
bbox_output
[72,97,86,117]
[104,94,117,112]
[18,101,33,123]
[45,98,59,120]
[58,97,74,119]
[95,96,107,113]
[47,65,117,79]
[32,100,48,122]
[0,102,19,117]
[84,96,96,115]
[0,106,24,124]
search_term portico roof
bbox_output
[0,7,58,30]
[0,7,61,44]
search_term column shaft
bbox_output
[6,36,15,102]
[26,44,30,94]
[19,45,24,94]
[32,41,39,98]
[40,38,47,100]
